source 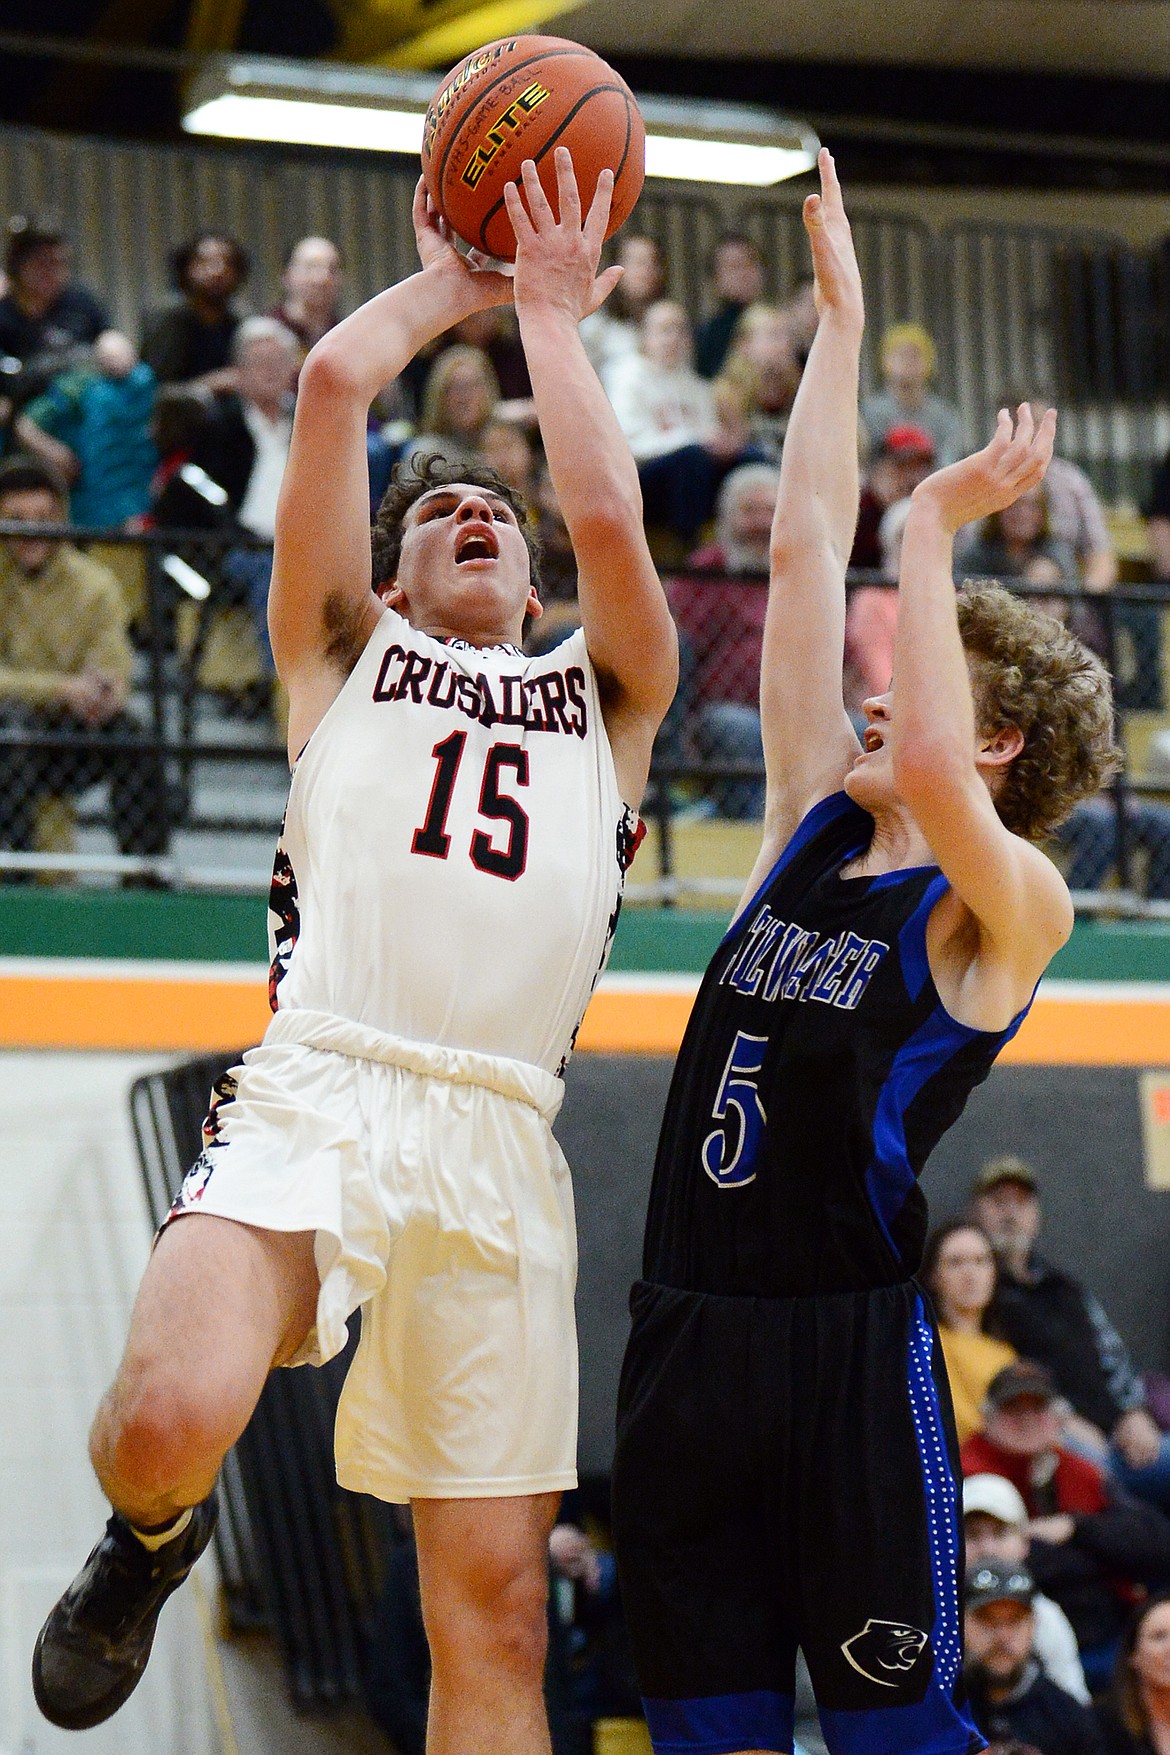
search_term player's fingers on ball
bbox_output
[554,146,582,226]
[520,157,555,225]
[503,179,535,239]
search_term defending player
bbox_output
[34,150,677,1755]
[611,150,1118,1755]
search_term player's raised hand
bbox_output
[912,403,1058,535]
[503,148,624,323]
[411,177,514,312]
[803,148,863,330]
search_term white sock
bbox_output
[129,1507,193,1551]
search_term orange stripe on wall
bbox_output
[3,972,1170,1065]
[0,975,272,1052]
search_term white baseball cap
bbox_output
[963,1473,1028,1527]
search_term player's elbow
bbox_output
[300,339,364,404]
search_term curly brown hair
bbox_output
[956,583,1121,842]
[371,451,541,591]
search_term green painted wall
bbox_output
[2,887,1170,981]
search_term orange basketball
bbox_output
[422,36,645,263]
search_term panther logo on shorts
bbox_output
[841,1619,930,1687]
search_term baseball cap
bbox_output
[963,1474,1028,1527]
[882,423,935,460]
[972,1154,1039,1196]
[986,1360,1059,1410]
[966,1560,1036,1611]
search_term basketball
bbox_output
[422,36,646,263]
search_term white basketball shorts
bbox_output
[163,1007,578,1504]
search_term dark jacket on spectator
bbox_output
[695,302,749,380]
[990,1254,1147,1435]
[1095,1699,1157,1755]
[967,1662,1103,1755]
[963,1432,1170,1650]
[140,305,238,386]
[0,285,108,369]
[189,394,259,519]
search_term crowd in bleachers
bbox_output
[914,1154,1170,1755]
[4,208,1170,887]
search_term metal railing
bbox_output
[1,523,1168,911]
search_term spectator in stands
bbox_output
[964,1473,1089,1703]
[716,303,801,464]
[922,1219,1017,1444]
[190,315,298,678]
[970,1155,1170,1510]
[0,458,168,870]
[0,219,109,398]
[963,1560,1103,1755]
[957,396,1117,593]
[962,1360,1170,1687]
[405,343,500,472]
[15,331,156,527]
[604,300,749,547]
[145,386,212,527]
[479,415,535,498]
[450,307,533,405]
[580,232,665,380]
[842,494,914,716]
[861,321,966,467]
[961,484,1080,611]
[527,462,580,647]
[1096,1594,1170,1755]
[850,423,936,571]
[140,231,250,395]
[1148,448,1170,582]
[268,235,343,355]
[782,274,820,367]
[666,461,778,816]
[695,234,767,379]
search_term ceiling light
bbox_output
[183,54,819,186]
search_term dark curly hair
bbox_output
[371,451,541,591]
[170,231,251,294]
[956,583,1121,842]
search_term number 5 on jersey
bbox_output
[702,1030,768,1188]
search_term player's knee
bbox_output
[94,1362,240,1497]
[429,1546,548,1682]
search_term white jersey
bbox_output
[266,609,639,1077]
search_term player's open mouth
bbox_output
[862,728,884,753]
[455,527,499,564]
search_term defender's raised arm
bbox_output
[505,149,678,809]
[891,408,1085,1012]
[752,148,865,875]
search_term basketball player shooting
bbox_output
[611,149,1119,1755]
[33,147,677,1755]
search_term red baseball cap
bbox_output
[883,424,936,459]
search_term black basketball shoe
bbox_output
[32,1495,218,1730]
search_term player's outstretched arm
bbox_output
[505,150,678,809]
[270,184,512,759]
[891,406,1073,1002]
[756,149,864,861]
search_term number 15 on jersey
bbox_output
[702,1030,768,1189]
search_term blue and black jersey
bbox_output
[614,791,1025,1755]
[642,790,1029,1298]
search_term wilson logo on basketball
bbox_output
[423,40,517,156]
[461,83,551,187]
